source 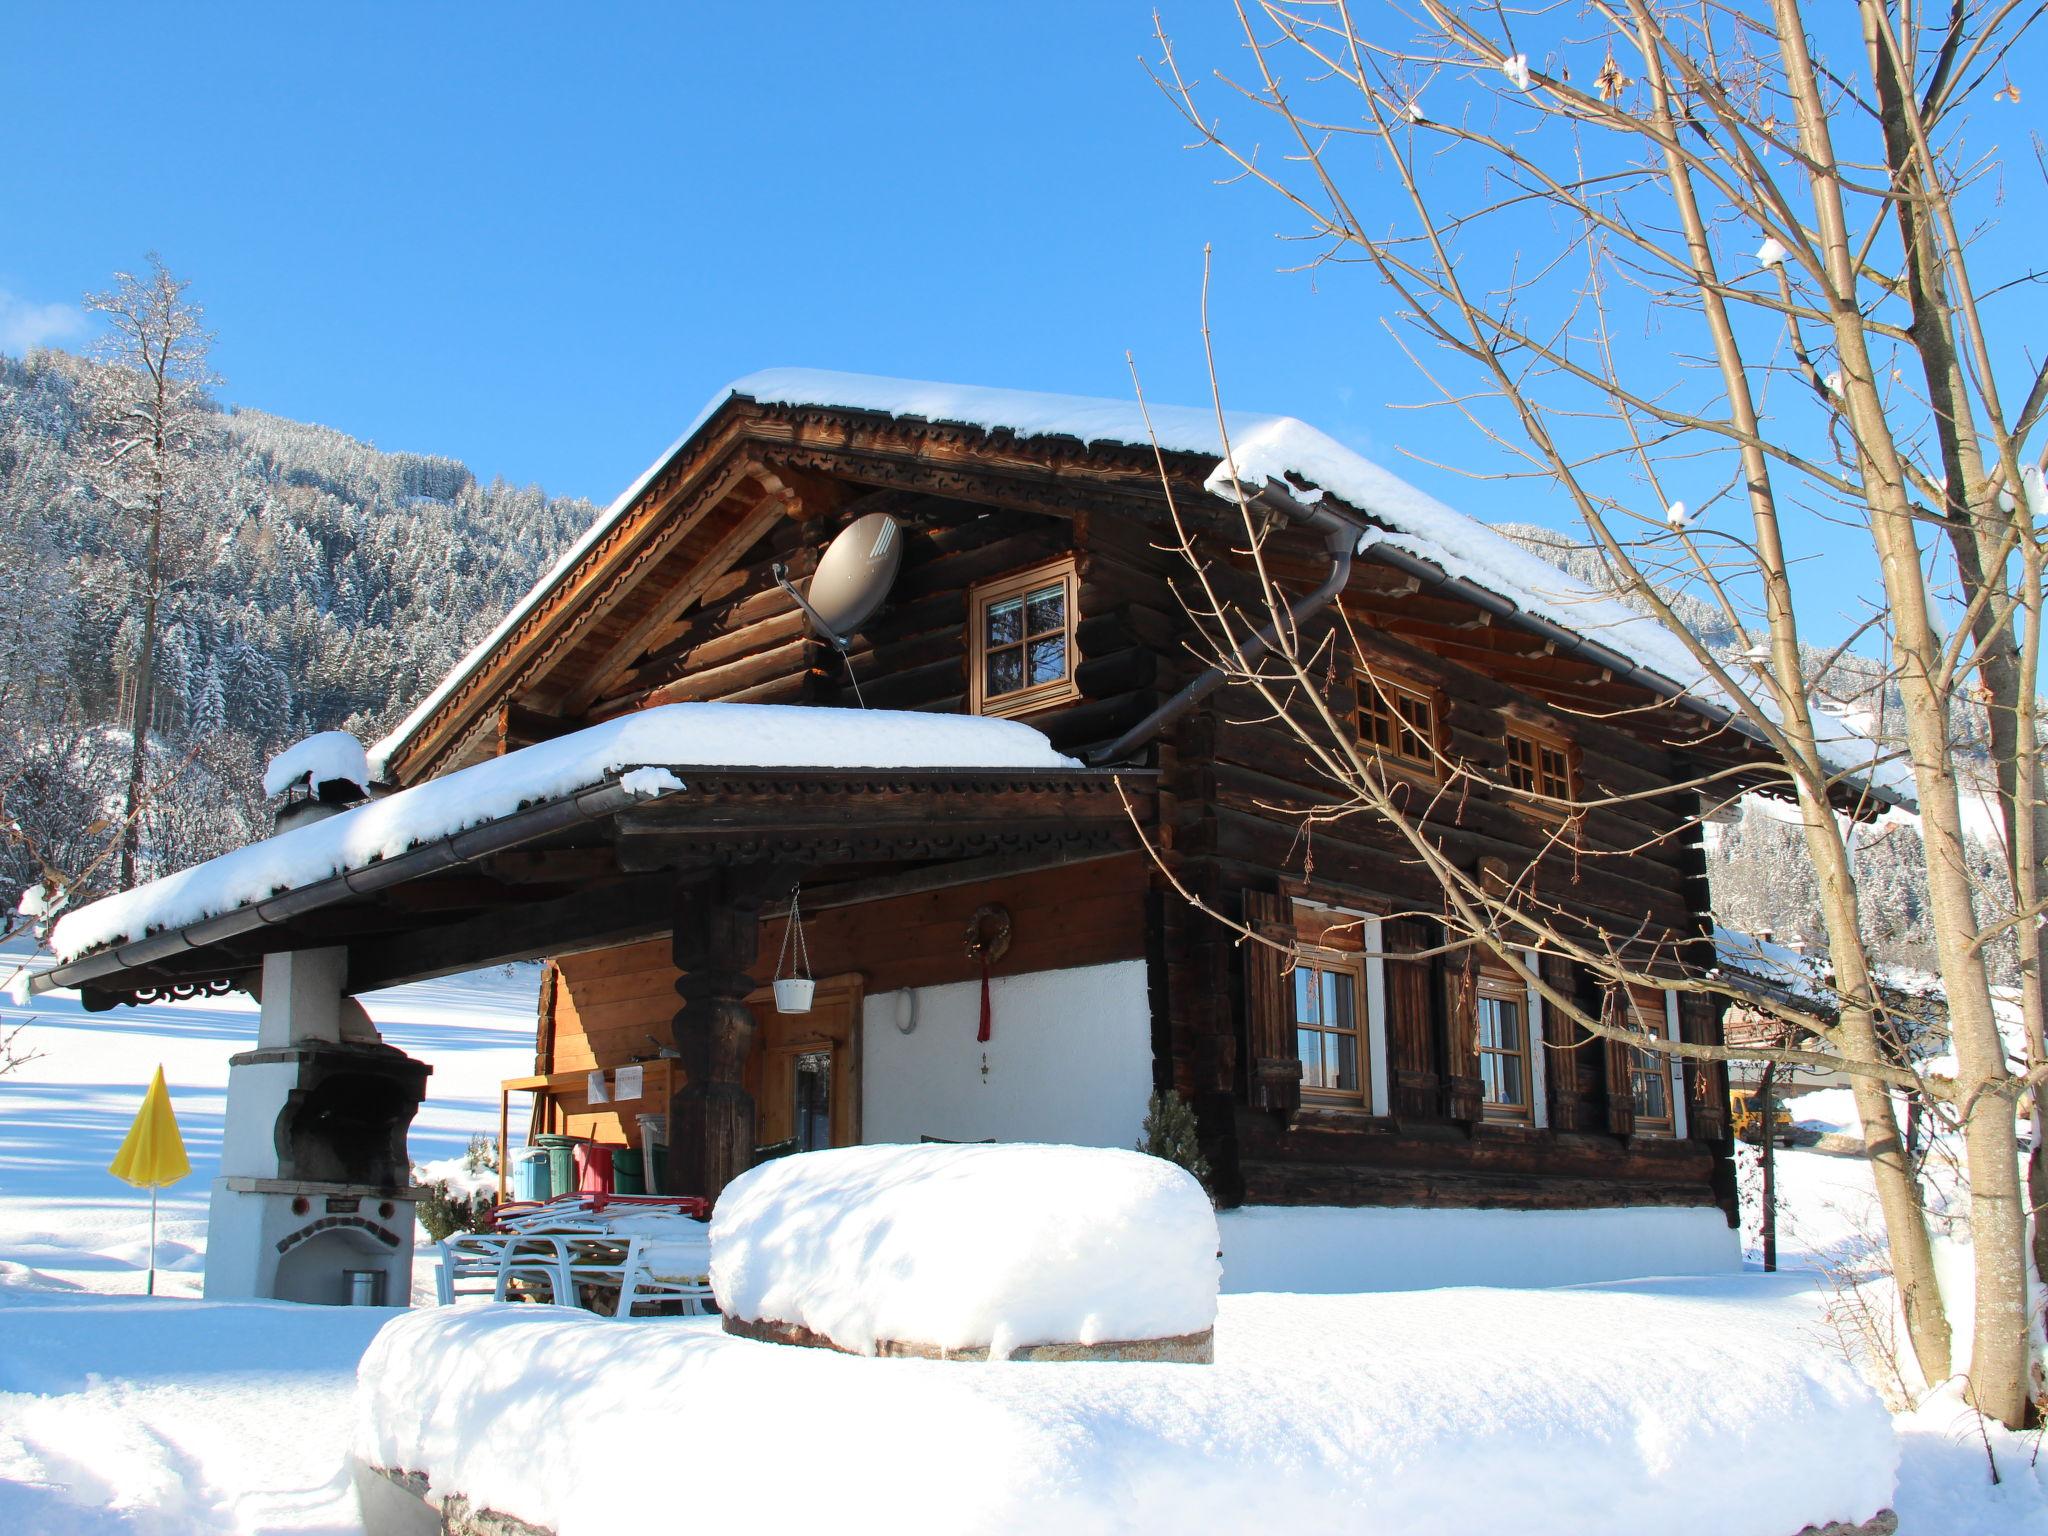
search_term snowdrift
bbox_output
[355,1288,1896,1536]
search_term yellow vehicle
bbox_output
[1729,1089,1796,1146]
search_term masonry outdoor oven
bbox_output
[204,949,431,1305]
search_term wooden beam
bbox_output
[497,703,579,754]
[481,847,624,885]
[346,876,673,994]
[558,478,800,717]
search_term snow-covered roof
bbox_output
[1712,925,1832,1006]
[49,704,1079,964]
[369,368,1913,808]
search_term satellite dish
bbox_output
[775,511,903,650]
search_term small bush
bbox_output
[1137,1088,1212,1196]
[463,1133,500,1176]
[416,1178,493,1244]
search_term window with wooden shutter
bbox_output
[1474,960,1535,1122]
[1625,986,1677,1137]
[1293,945,1368,1105]
[1242,890,1302,1114]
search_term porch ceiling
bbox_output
[42,768,1157,1010]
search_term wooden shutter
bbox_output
[1681,990,1729,1140]
[1442,945,1483,1122]
[1382,918,1442,1119]
[1242,890,1302,1114]
[1540,952,1594,1132]
[1603,986,1636,1135]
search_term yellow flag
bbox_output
[109,1065,191,1190]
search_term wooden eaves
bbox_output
[37,767,1158,1010]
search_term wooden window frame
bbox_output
[1474,962,1536,1123]
[1354,665,1442,779]
[1293,940,1370,1108]
[967,557,1080,719]
[1503,722,1578,819]
[1626,989,1677,1137]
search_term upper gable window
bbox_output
[969,558,1079,718]
[1504,726,1576,814]
[1355,669,1439,776]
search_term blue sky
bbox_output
[4,4,2038,655]
[6,4,1400,502]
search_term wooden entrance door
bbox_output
[745,973,864,1153]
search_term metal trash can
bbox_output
[637,1114,669,1194]
[345,1268,387,1306]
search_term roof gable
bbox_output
[373,368,1912,809]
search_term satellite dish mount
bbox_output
[773,511,904,656]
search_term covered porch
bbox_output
[36,706,1159,1211]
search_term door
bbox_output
[746,973,864,1153]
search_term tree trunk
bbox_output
[118,503,165,892]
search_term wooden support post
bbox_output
[667,869,767,1202]
[1759,1062,1778,1274]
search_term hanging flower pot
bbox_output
[773,884,815,1014]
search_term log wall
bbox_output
[516,464,1730,1219]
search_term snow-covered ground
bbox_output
[2,960,2043,1533]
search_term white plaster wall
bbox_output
[862,960,1153,1148]
[1215,1204,1741,1293]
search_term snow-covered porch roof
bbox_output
[37,703,1155,1006]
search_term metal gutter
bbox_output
[1089,479,1363,766]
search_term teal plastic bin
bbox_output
[511,1146,551,1202]
[535,1134,581,1200]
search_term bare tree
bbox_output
[1148,0,2044,1425]
[82,256,220,891]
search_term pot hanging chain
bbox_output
[776,883,812,983]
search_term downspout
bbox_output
[1089,478,1361,766]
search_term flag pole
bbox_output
[148,1184,157,1296]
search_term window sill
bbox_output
[1290,1103,1397,1132]
[976,679,1080,721]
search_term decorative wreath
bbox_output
[963,903,1013,966]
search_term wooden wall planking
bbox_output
[544,856,1154,1083]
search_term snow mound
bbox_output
[52,703,1078,963]
[261,730,369,798]
[709,1143,1219,1358]
[354,1287,1897,1536]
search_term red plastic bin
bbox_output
[572,1142,614,1195]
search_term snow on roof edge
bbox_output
[367,368,1914,809]
[56,704,1081,966]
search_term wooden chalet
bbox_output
[43,370,1912,1281]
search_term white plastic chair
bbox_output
[614,1237,715,1319]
